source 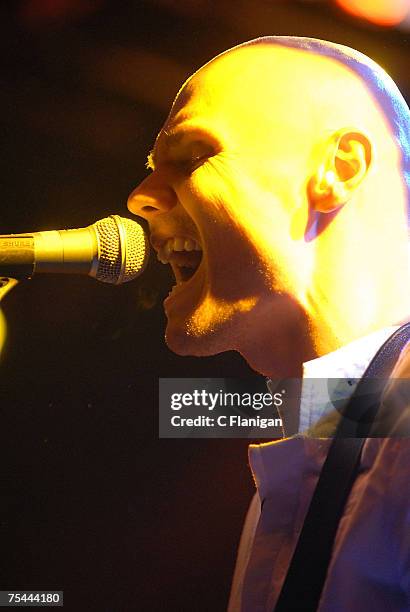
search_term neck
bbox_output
[235,289,410,379]
[307,269,410,356]
[307,187,410,350]
[235,295,316,378]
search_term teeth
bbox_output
[164,240,173,260]
[157,237,202,264]
[174,237,185,252]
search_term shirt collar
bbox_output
[298,327,399,434]
[267,327,399,437]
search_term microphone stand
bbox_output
[0,277,18,302]
[0,277,18,355]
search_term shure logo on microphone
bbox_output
[0,239,32,248]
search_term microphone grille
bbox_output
[94,215,148,284]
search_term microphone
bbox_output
[0,215,149,285]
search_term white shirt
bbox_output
[228,329,410,612]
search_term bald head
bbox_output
[176,36,410,184]
[169,41,402,174]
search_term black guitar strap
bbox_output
[274,322,410,612]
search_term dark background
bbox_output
[0,1,409,610]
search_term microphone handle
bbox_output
[0,227,99,279]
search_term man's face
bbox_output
[128,45,315,357]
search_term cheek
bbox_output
[181,162,256,228]
[177,164,296,286]
[175,169,239,241]
[176,182,267,300]
[174,160,307,305]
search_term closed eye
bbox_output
[181,146,219,176]
[148,127,223,175]
[186,154,212,173]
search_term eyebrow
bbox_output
[146,150,156,171]
[145,129,177,171]
[146,124,221,171]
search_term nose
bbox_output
[127,170,177,220]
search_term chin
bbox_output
[165,319,233,357]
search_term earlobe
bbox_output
[308,128,372,213]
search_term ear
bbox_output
[308,128,372,213]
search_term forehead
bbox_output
[154,45,301,154]
[165,45,282,129]
[152,43,386,164]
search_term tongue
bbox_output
[179,266,197,282]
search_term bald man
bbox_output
[128,38,410,611]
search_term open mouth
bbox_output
[156,237,203,287]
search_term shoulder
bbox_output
[369,341,410,436]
